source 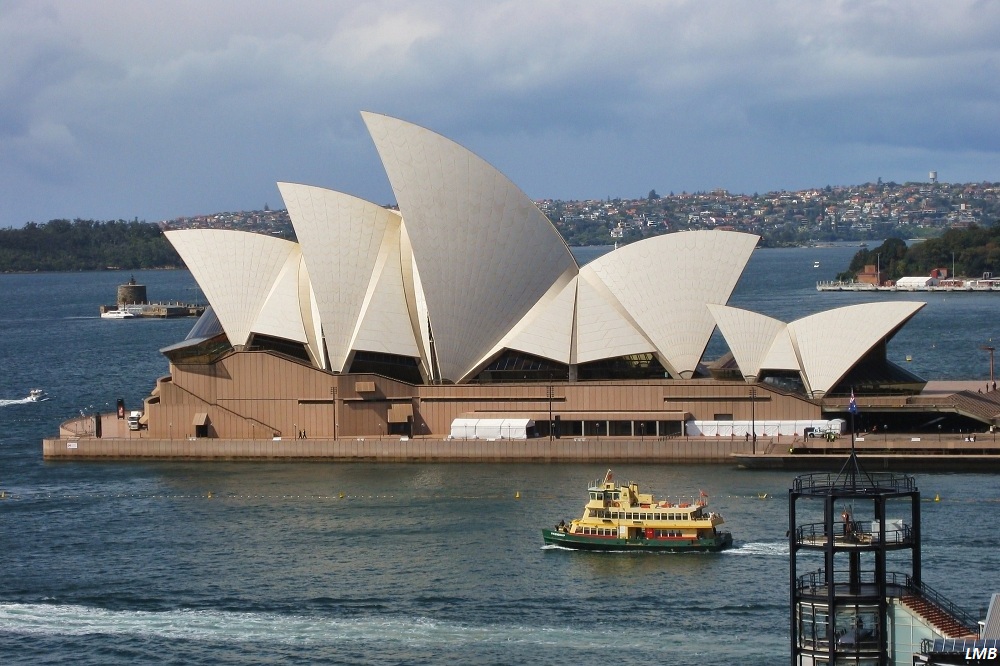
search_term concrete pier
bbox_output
[46,411,1000,465]
[42,435,750,462]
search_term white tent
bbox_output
[449,418,535,440]
[686,419,840,437]
[896,276,937,289]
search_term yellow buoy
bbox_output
[515,491,520,499]
[207,491,213,499]
[934,493,940,502]
[339,491,344,499]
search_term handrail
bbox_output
[906,578,981,636]
[793,471,916,494]
[796,569,979,636]
[795,521,912,545]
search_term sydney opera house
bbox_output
[124,112,971,446]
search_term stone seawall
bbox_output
[42,437,753,462]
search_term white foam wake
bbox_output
[726,541,790,556]
[0,398,35,407]
[0,602,641,649]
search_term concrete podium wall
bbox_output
[42,436,752,462]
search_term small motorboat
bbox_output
[26,389,48,402]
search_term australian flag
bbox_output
[849,389,858,414]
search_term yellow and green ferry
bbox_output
[542,470,733,552]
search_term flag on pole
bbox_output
[849,389,858,414]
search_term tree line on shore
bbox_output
[837,224,1000,282]
[0,219,181,272]
[2,217,998,277]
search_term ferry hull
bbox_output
[542,529,733,552]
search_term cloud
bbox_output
[1,0,999,225]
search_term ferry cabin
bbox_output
[569,480,725,543]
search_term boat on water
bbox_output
[26,389,48,402]
[813,261,821,268]
[542,470,733,552]
[101,308,137,319]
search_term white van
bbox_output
[127,411,142,430]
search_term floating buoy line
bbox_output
[0,489,978,503]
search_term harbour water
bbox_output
[2,245,1000,664]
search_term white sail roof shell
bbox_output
[472,268,579,375]
[350,218,422,359]
[279,182,419,373]
[362,111,578,383]
[574,268,656,364]
[711,301,925,396]
[707,305,793,381]
[583,231,758,377]
[788,301,925,397]
[164,229,307,350]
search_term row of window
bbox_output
[577,527,687,538]
[797,603,880,652]
[588,509,693,521]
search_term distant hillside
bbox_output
[5,181,1000,273]
[0,219,181,272]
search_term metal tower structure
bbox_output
[789,451,921,665]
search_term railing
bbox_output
[793,471,916,494]
[796,568,894,593]
[905,577,981,636]
[920,638,1000,655]
[796,570,979,636]
[795,521,912,546]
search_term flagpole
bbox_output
[850,387,856,454]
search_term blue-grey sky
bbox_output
[2,0,999,227]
